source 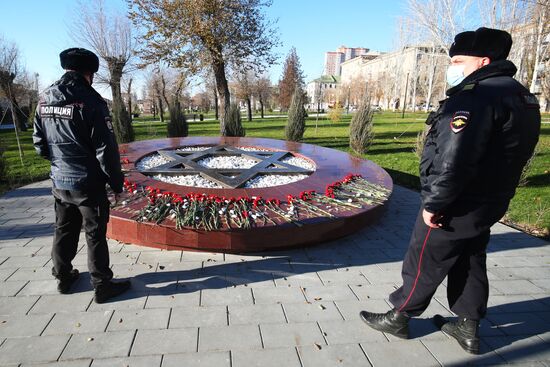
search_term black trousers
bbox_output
[51,188,113,287]
[389,201,508,320]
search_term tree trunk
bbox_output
[127,78,133,122]
[213,87,219,120]
[108,62,134,143]
[246,97,252,121]
[530,7,545,94]
[0,74,27,132]
[425,45,437,112]
[259,95,264,119]
[9,97,26,132]
[157,96,164,122]
[212,57,231,135]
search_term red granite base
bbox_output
[107,137,393,253]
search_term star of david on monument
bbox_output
[139,145,315,188]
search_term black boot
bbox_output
[434,314,480,354]
[57,269,79,294]
[94,280,131,304]
[359,309,410,339]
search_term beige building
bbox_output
[340,46,448,110]
[305,75,340,111]
[324,46,370,76]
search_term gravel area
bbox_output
[197,156,257,169]
[135,147,315,188]
[244,174,310,188]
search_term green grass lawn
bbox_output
[2,111,548,237]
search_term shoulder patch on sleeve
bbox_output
[105,117,114,132]
[522,94,540,108]
[450,111,470,133]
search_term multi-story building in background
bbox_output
[305,75,340,111]
[340,46,448,110]
[324,46,370,76]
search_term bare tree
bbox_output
[528,0,550,94]
[156,67,190,137]
[204,73,219,119]
[72,0,136,143]
[124,77,133,121]
[128,0,279,135]
[233,70,256,121]
[406,0,475,53]
[254,75,272,119]
[0,36,27,132]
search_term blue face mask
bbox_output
[446,65,466,87]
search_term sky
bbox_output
[0,0,406,98]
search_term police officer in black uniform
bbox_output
[359,27,541,354]
[33,48,131,303]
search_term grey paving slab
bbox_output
[0,334,70,365]
[86,291,147,312]
[91,355,162,367]
[0,313,53,338]
[61,330,135,360]
[487,294,550,313]
[0,268,17,281]
[283,301,343,323]
[0,279,27,296]
[487,312,550,336]
[232,347,302,367]
[302,285,358,302]
[0,246,42,257]
[22,360,92,367]
[422,339,506,365]
[169,305,228,328]
[198,324,262,351]
[228,303,286,325]
[488,266,550,281]
[131,328,197,355]
[317,269,369,285]
[0,238,32,248]
[298,343,371,367]
[260,322,325,348]
[490,280,546,295]
[24,237,55,247]
[319,319,387,344]
[0,295,40,315]
[361,339,440,366]
[200,287,253,306]
[252,286,306,304]
[161,351,231,367]
[144,289,201,308]
[0,255,51,268]
[18,279,59,296]
[349,283,398,300]
[7,266,55,281]
[273,272,324,287]
[42,310,113,335]
[531,279,550,292]
[484,335,550,363]
[107,308,170,331]
[29,293,93,314]
[137,250,182,265]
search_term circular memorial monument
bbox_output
[107,136,393,253]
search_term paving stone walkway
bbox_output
[0,180,548,366]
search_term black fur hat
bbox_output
[449,27,512,61]
[59,48,99,73]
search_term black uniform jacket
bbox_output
[420,60,540,213]
[33,71,124,193]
